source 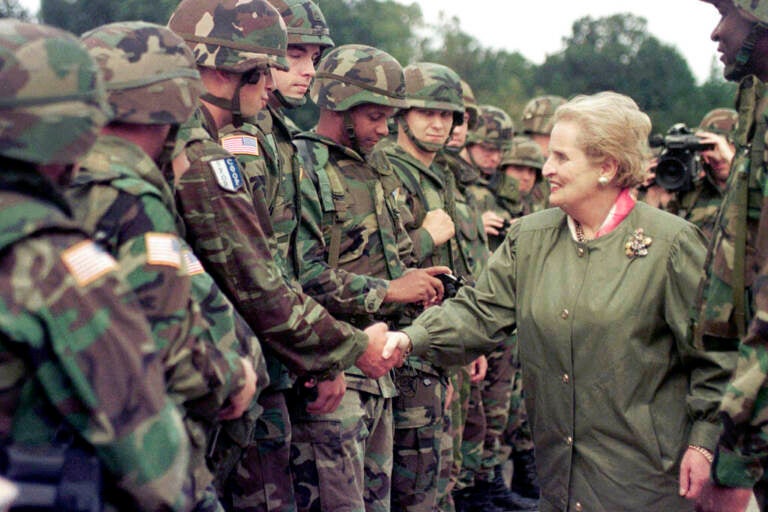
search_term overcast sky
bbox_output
[412,0,723,84]
[18,0,724,84]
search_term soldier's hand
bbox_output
[422,209,455,246]
[357,322,398,378]
[695,480,752,512]
[385,266,450,306]
[469,356,488,383]
[482,210,506,236]
[306,373,346,414]
[219,357,257,420]
[696,130,734,180]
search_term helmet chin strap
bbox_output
[201,74,250,128]
[396,115,447,154]
[158,124,180,186]
[342,111,365,156]
[727,22,768,81]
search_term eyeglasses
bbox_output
[242,66,270,85]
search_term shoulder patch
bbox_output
[61,240,119,287]
[145,233,182,268]
[221,135,260,156]
[182,248,205,276]
[210,157,243,192]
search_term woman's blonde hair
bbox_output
[553,91,651,188]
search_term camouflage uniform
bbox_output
[0,20,191,510]
[520,94,566,156]
[380,62,468,512]
[169,2,374,510]
[663,108,737,241]
[72,24,266,511]
[288,44,409,512]
[695,0,768,496]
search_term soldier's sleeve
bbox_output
[296,167,390,316]
[403,221,520,367]
[664,225,737,454]
[109,194,245,416]
[0,233,191,511]
[176,140,368,379]
[395,179,436,266]
[712,210,768,487]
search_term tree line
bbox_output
[2,0,736,134]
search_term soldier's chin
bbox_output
[723,61,748,82]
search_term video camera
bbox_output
[648,123,714,192]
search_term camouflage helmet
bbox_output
[698,107,738,137]
[733,0,768,23]
[402,62,464,126]
[501,136,545,171]
[168,0,289,73]
[311,44,407,112]
[466,105,515,149]
[461,79,479,130]
[0,19,110,165]
[82,22,204,126]
[266,0,333,49]
[521,95,567,135]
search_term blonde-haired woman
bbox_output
[386,91,735,511]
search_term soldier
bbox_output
[0,19,191,510]
[70,22,264,511]
[378,61,469,512]
[290,45,449,512]
[693,1,768,511]
[660,108,737,240]
[167,1,400,510]
[520,94,567,158]
[500,136,548,217]
[462,105,517,250]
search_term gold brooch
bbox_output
[625,228,652,259]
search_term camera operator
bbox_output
[641,109,737,240]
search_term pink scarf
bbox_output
[568,188,636,240]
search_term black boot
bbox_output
[482,465,538,511]
[510,449,540,500]
[452,484,504,512]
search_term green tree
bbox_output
[40,0,178,34]
[419,13,535,121]
[1,0,31,20]
[533,13,710,130]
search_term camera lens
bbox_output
[655,156,689,191]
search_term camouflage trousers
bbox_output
[456,379,486,489]
[185,416,223,511]
[209,388,295,512]
[289,387,393,512]
[391,365,448,512]
[503,333,534,456]
[437,369,470,512]
[477,339,516,481]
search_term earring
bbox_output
[598,176,610,186]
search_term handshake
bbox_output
[355,323,414,379]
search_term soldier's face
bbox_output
[404,108,454,148]
[273,44,321,100]
[347,104,396,153]
[447,111,470,148]
[543,120,604,210]
[504,164,537,194]
[709,0,757,80]
[240,68,274,116]
[467,142,502,174]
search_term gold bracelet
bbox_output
[688,444,714,464]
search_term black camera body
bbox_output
[436,273,466,299]
[649,124,714,192]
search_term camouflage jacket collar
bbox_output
[0,162,72,218]
[734,75,768,149]
[298,130,367,162]
[383,143,446,189]
[436,149,480,186]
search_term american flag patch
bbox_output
[145,233,182,268]
[61,240,118,287]
[183,249,205,276]
[221,135,260,156]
